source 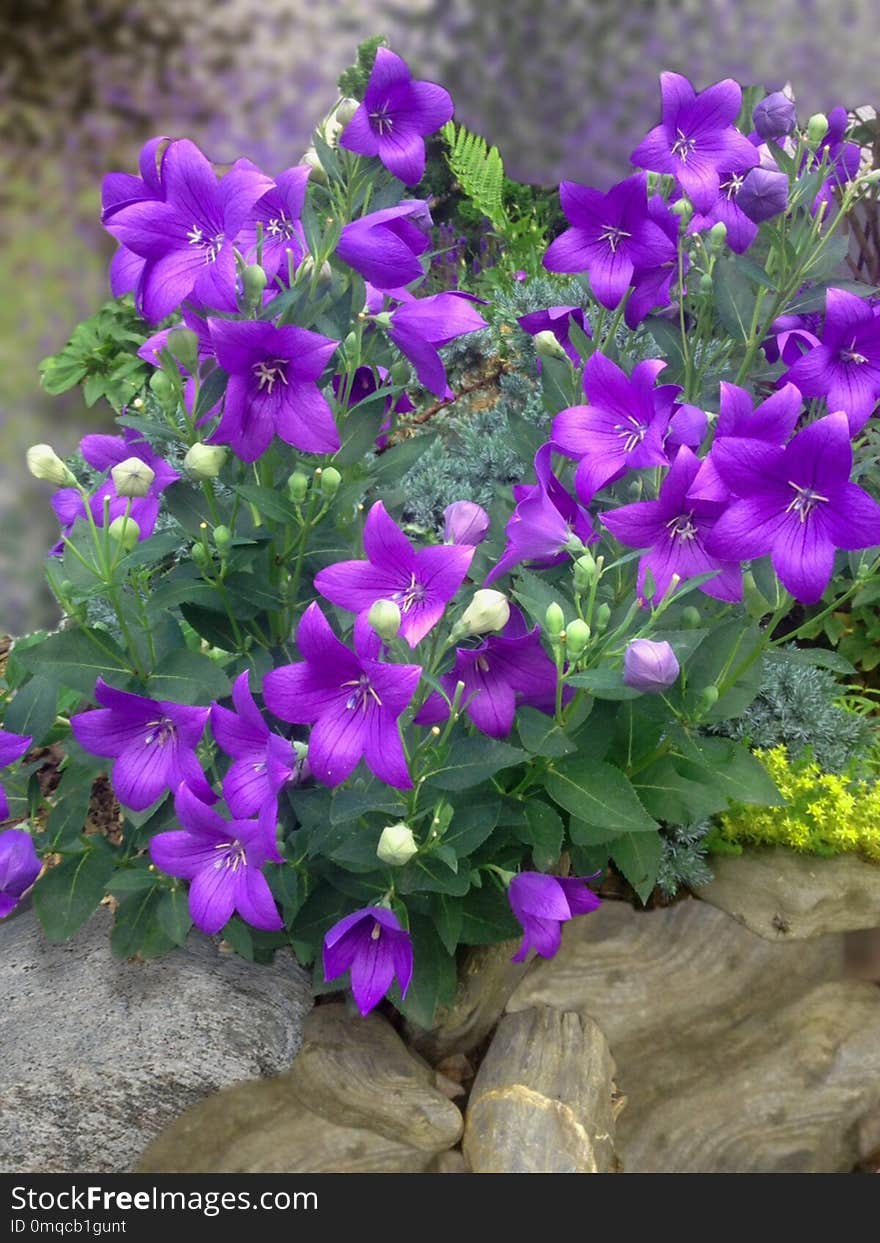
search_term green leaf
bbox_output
[106,866,158,896]
[178,603,241,651]
[644,315,685,376]
[329,786,406,825]
[33,849,116,942]
[146,650,231,703]
[431,893,463,956]
[632,756,728,824]
[516,706,575,758]
[714,257,757,342]
[519,801,564,871]
[156,887,193,946]
[369,431,437,486]
[459,883,521,945]
[111,888,162,958]
[566,668,640,700]
[162,482,217,537]
[390,915,457,1030]
[334,401,388,466]
[192,367,228,423]
[398,853,471,896]
[234,484,302,526]
[672,734,784,807]
[610,832,662,904]
[442,797,501,856]
[266,863,302,923]
[441,121,507,230]
[291,885,353,964]
[569,818,622,847]
[426,736,527,791]
[4,676,58,746]
[16,628,131,694]
[43,782,94,850]
[544,757,658,832]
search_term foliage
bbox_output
[38,296,153,409]
[657,822,714,898]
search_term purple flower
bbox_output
[601,445,743,604]
[543,174,672,310]
[323,906,414,1016]
[444,501,490,547]
[753,92,798,140]
[71,679,214,812]
[485,444,594,585]
[336,202,432,290]
[237,165,309,282]
[332,365,414,450]
[626,194,682,326]
[0,730,33,822]
[206,318,339,461]
[415,609,560,738]
[315,501,474,648]
[706,412,880,605]
[210,672,303,818]
[338,48,453,186]
[783,288,880,433]
[0,829,41,919]
[623,639,680,692]
[808,107,861,217]
[631,72,758,213]
[517,305,591,366]
[101,136,168,300]
[385,292,488,399]
[104,139,273,321]
[688,157,762,255]
[551,353,676,503]
[508,872,601,962]
[263,604,421,789]
[149,784,283,936]
[736,167,789,223]
[666,402,708,450]
[688,382,803,504]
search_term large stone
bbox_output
[138,1074,433,1173]
[696,848,880,939]
[0,906,312,1174]
[286,1004,463,1153]
[463,1006,616,1173]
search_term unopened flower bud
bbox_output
[565,618,591,658]
[301,147,328,184]
[213,525,232,551]
[671,198,693,223]
[681,605,702,629]
[107,515,140,551]
[301,255,333,284]
[390,360,411,387]
[699,273,713,294]
[26,444,75,487]
[533,330,567,361]
[573,553,597,593]
[444,501,489,546]
[753,91,797,140]
[623,639,680,693]
[545,602,565,636]
[111,457,155,498]
[287,470,309,502]
[184,442,227,480]
[806,113,829,146]
[697,685,720,711]
[738,168,789,223]
[461,589,510,636]
[368,599,401,642]
[242,264,268,303]
[708,221,728,250]
[149,370,174,401]
[377,822,418,867]
[320,466,342,499]
[166,327,200,371]
[335,97,359,126]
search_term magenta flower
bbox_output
[71,679,214,812]
[338,48,453,186]
[206,318,339,461]
[315,502,474,648]
[444,501,490,546]
[783,288,880,433]
[0,829,41,919]
[551,353,676,503]
[688,382,803,504]
[210,672,303,819]
[336,202,432,290]
[763,313,821,366]
[706,412,880,605]
[101,136,168,300]
[753,92,797,140]
[237,165,310,282]
[631,72,758,212]
[623,639,680,692]
[0,730,33,822]
[736,167,789,223]
[543,174,672,309]
[149,784,282,936]
[332,365,414,450]
[385,292,488,399]
[509,872,601,963]
[104,139,272,320]
[601,445,743,605]
[626,194,682,327]
[517,305,592,366]
[263,604,421,789]
[323,906,414,1016]
[666,402,708,450]
[688,157,762,254]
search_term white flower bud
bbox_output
[461,589,510,636]
[184,443,227,480]
[377,823,418,867]
[111,457,155,498]
[301,147,328,184]
[335,97,359,127]
[26,444,75,487]
[533,330,567,361]
[107,515,140,551]
[369,599,402,642]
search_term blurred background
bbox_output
[2,0,878,635]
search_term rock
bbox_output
[463,1006,616,1173]
[286,1004,463,1153]
[0,906,312,1174]
[428,1150,469,1174]
[696,848,880,939]
[138,1074,433,1173]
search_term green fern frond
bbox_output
[441,122,507,231]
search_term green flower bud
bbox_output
[626,478,643,501]
[301,147,328,184]
[287,470,309,502]
[681,605,702,629]
[806,113,829,145]
[565,618,591,658]
[342,331,359,354]
[595,602,612,631]
[699,273,713,294]
[573,552,597,592]
[111,457,155,498]
[368,599,402,642]
[191,542,211,567]
[564,532,585,554]
[149,370,174,401]
[242,264,268,303]
[184,442,227,480]
[390,360,411,387]
[335,97,359,127]
[376,822,418,867]
[697,685,720,711]
[545,602,565,636]
[300,255,333,284]
[671,198,693,222]
[213,525,232,551]
[461,589,510,635]
[321,466,342,499]
[26,444,76,487]
[166,327,200,371]
[709,221,728,250]
[533,330,567,360]
[107,515,140,551]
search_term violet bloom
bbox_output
[415,609,560,738]
[263,604,421,789]
[509,872,601,962]
[783,288,880,433]
[210,672,303,819]
[753,92,798,140]
[0,829,41,918]
[626,194,682,327]
[149,784,283,936]
[808,107,862,218]
[737,167,789,223]
[688,382,803,504]
[552,353,676,503]
[206,318,339,461]
[666,402,708,450]
[338,47,453,187]
[706,412,880,605]
[336,202,432,291]
[444,501,490,546]
[763,312,821,367]
[237,165,309,282]
[688,157,762,254]
[0,729,32,822]
[71,679,214,812]
[623,639,680,693]
[101,136,168,300]
[602,445,743,604]
[517,305,591,366]
[484,443,594,585]
[331,365,414,451]
[104,139,273,321]
[543,174,671,310]
[315,501,474,648]
[385,292,488,399]
[323,907,413,1016]
[631,72,758,213]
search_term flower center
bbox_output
[265,214,296,240]
[666,512,698,542]
[369,101,394,135]
[392,572,427,614]
[186,224,224,264]
[721,173,745,199]
[671,129,697,162]
[253,360,289,394]
[214,839,247,872]
[840,340,868,365]
[342,674,383,712]
[613,417,647,454]
[786,481,830,522]
[599,224,631,254]
[371,922,382,940]
[143,717,176,746]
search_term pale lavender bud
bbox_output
[443,501,490,546]
[622,639,680,693]
[753,91,797,140]
[737,168,789,223]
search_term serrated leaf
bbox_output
[146,649,231,703]
[520,800,564,871]
[156,887,193,945]
[516,706,575,757]
[459,883,521,945]
[390,914,457,1030]
[33,849,116,942]
[4,676,58,746]
[16,628,131,694]
[544,758,658,831]
[426,736,527,791]
[610,832,662,904]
